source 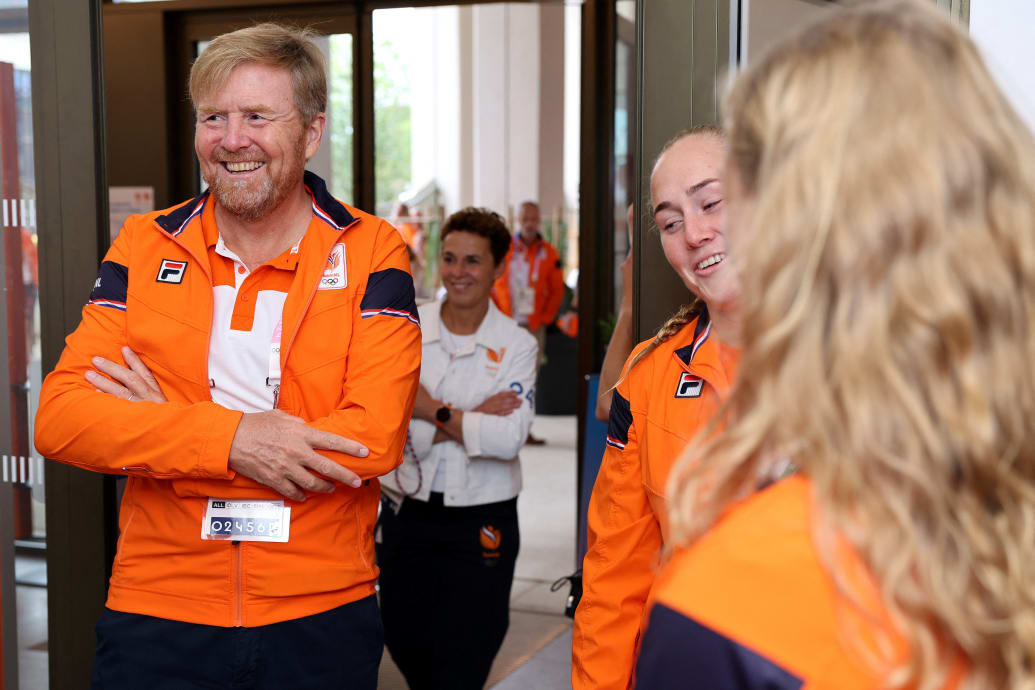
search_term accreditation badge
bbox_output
[201,498,291,543]
[515,285,536,316]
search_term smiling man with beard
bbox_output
[34,23,420,690]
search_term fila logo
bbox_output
[156,259,187,284]
[675,372,704,398]
[319,243,347,290]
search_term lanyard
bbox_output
[514,238,545,283]
[267,319,283,409]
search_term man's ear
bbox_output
[492,259,506,281]
[304,112,326,160]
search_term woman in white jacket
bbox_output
[380,207,538,690]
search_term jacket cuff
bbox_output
[196,403,245,478]
[462,411,484,457]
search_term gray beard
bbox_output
[206,173,284,223]
[203,132,309,222]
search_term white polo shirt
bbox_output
[205,228,304,414]
[382,299,538,507]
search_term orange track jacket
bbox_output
[572,309,739,690]
[635,476,967,689]
[491,235,565,332]
[34,171,421,628]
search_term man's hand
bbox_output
[86,346,167,403]
[474,391,522,417]
[229,411,370,502]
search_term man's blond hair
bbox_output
[189,22,327,124]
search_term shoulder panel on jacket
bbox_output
[635,603,803,690]
[87,261,128,311]
[359,268,419,326]
[606,390,632,450]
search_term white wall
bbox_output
[969,0,1035,135]
[472,4,510,212]
[386,3,575,218]
[506,4,541,209]
[563,3,581,212]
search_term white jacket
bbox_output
[383,298,537,506]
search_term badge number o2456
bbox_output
[201,498,291,543]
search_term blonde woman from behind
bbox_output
[636,2,1035,689]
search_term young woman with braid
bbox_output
[572,126,741,690]
[636,2,1035,688]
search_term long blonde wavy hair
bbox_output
[666,2,1035,688]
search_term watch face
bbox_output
[436,406,452,423]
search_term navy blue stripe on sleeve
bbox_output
[634,604,803,690]
[87,261,128,312]
[605,390,632,450]
[359,268,419,326]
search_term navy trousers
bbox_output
[379,493,519,690]
[90,595,383,689]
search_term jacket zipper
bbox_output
[233,540,243,626]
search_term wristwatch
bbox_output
[435,405,452,426]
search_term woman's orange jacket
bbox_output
[34,172,421,628]
[636,476,967,688]
[572,310,739,689]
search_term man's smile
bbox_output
[222,161,265,173]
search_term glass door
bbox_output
[0,3,47,688]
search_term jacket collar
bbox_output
[422,298,505,351]
[154,170,356,235]
[673,303,712,368]
[302,170,356,229]
[514,233,543,251]
[672,303,739,397]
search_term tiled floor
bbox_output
[493,629,573,690]
[15,574,48,690]
[10,415,578,690]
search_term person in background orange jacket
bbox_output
[492,201,564,335]
[572,126,739,690]
[637,2,1035,688]
[492,200,565,444]
[34,24,419,690]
